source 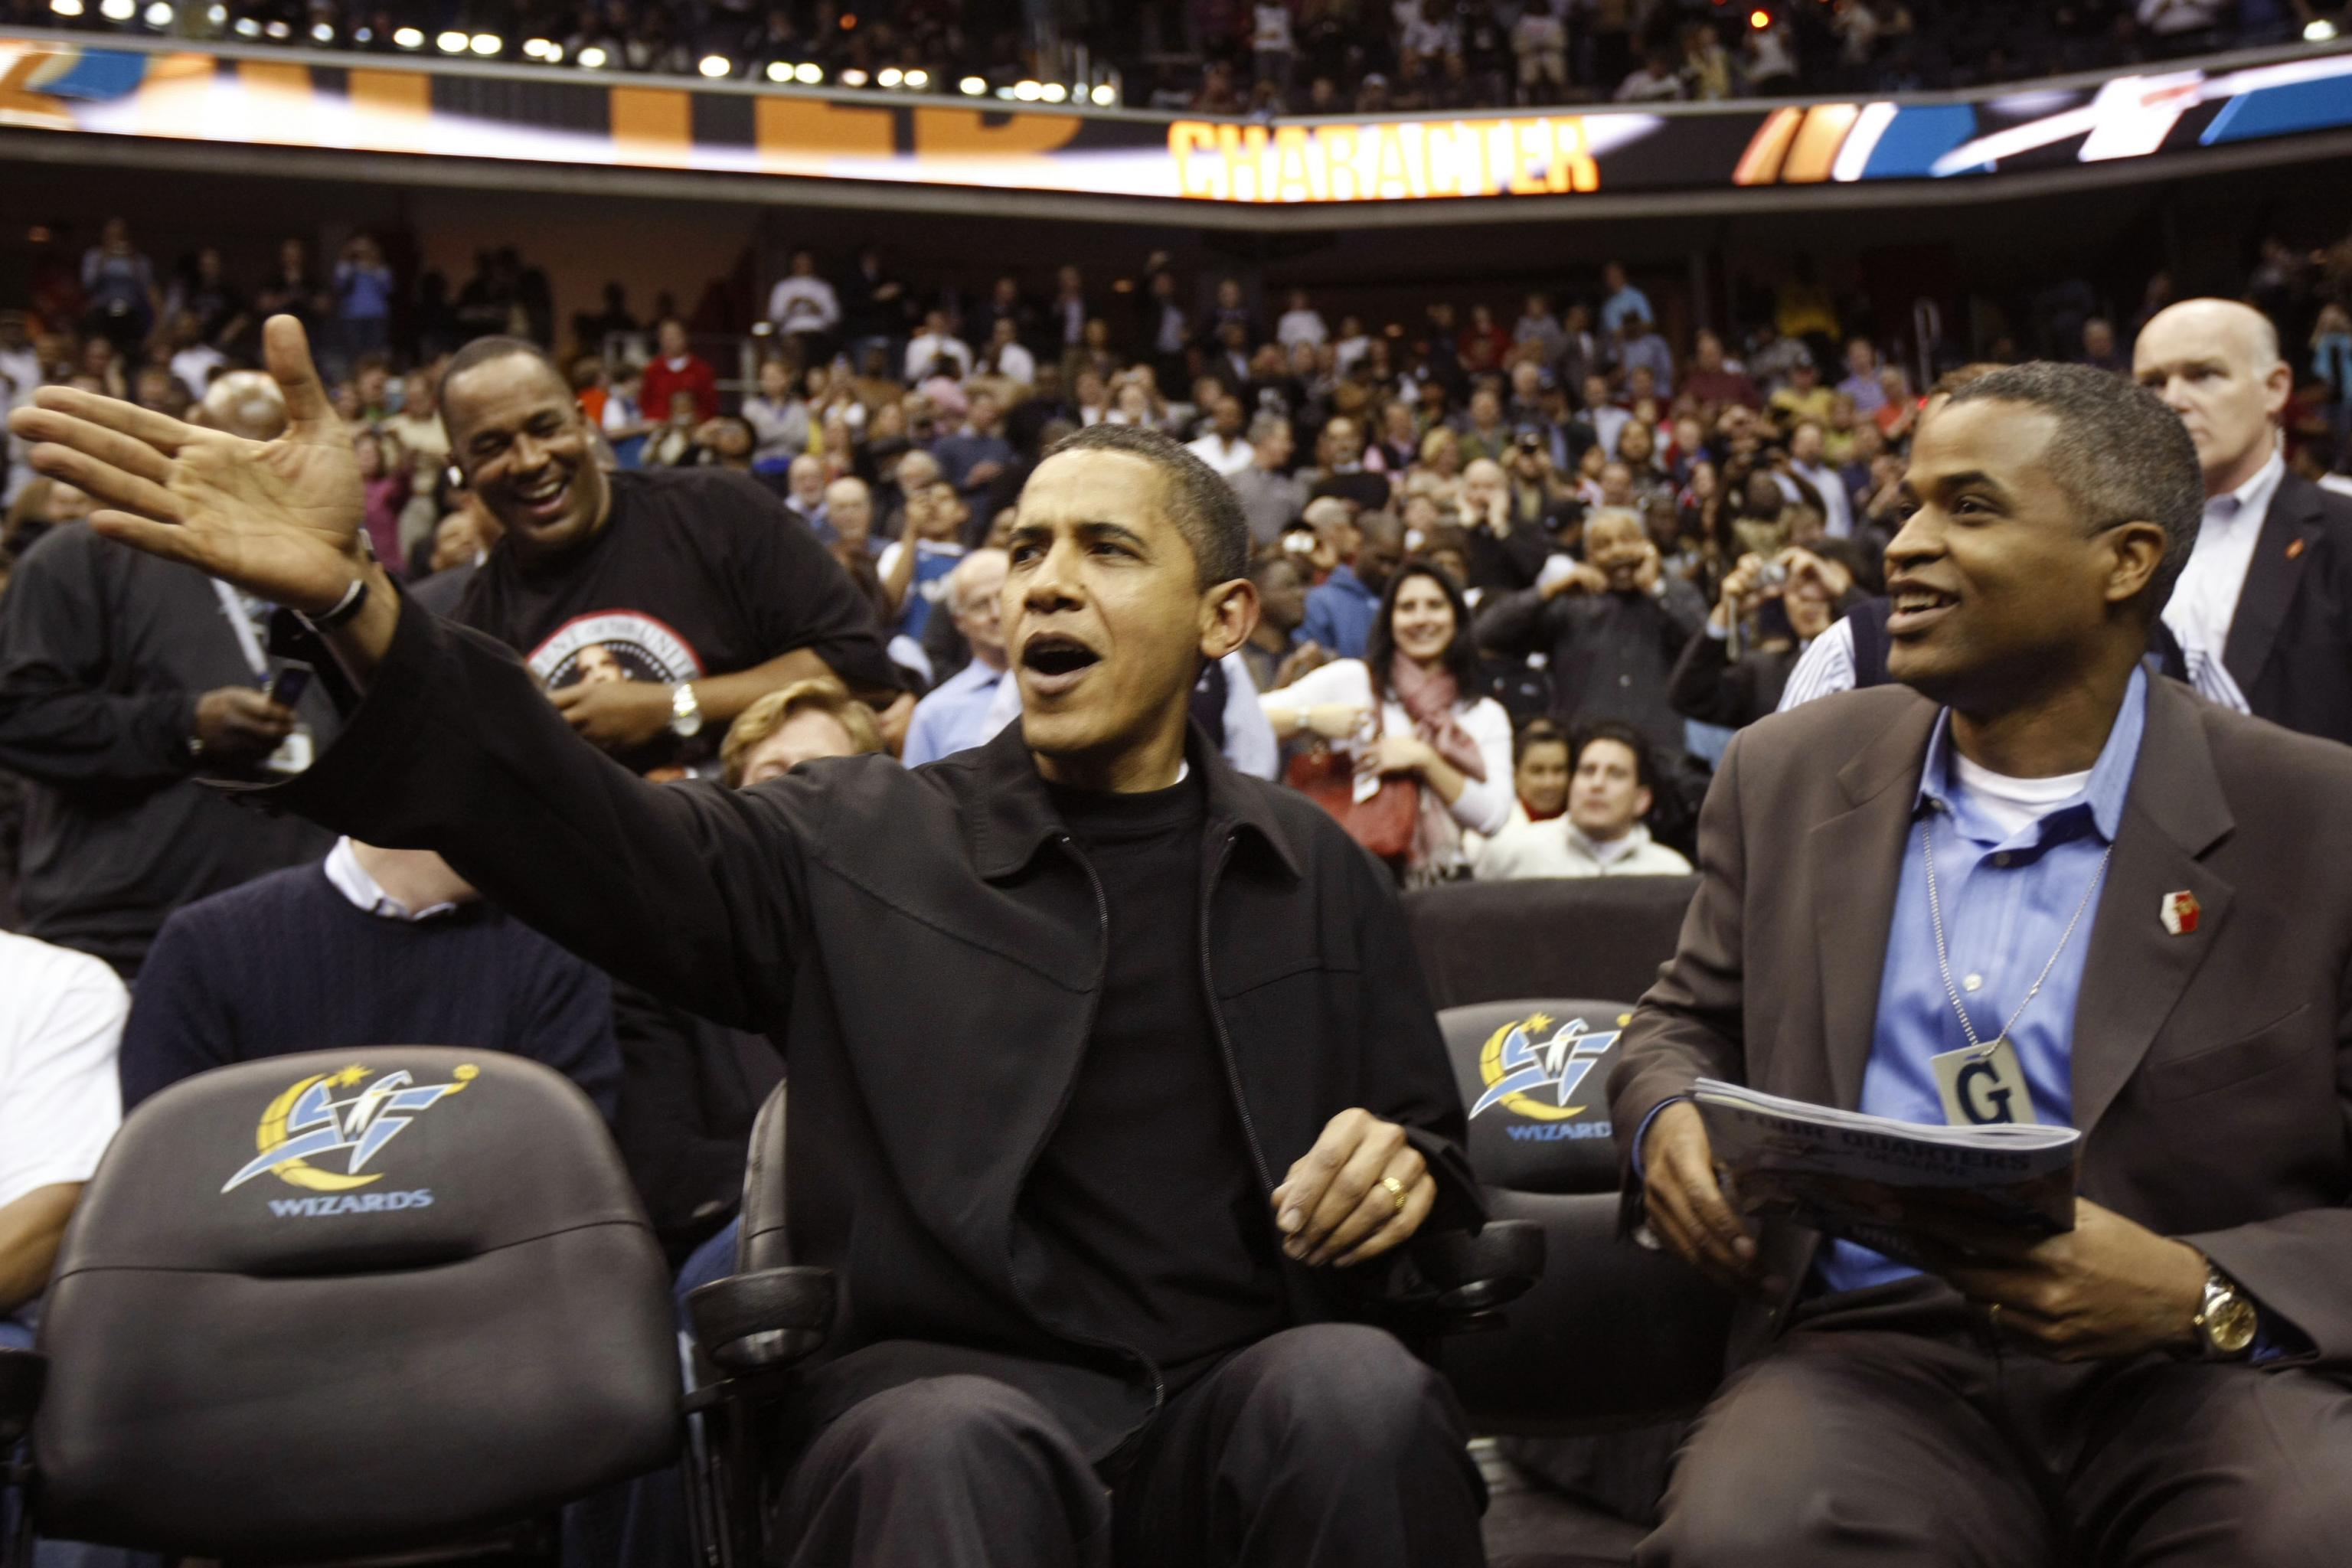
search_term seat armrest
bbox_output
[0,1348,43,1449]
[1362,1220,1546,1340]
[1413,1219,1545,1318]
[686,1267,836,1376]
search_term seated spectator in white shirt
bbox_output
[978,318,1036,387]
[1276,289,1328,350]
[0,929,126,1350]
[117,839,619,1119]
[766,249,841,347]
[902,550,1013,766]
[903,310,974,383]
[1186,395,1255,478]
[1475,720,1694,880]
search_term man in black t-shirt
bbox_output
[436,335,908,769]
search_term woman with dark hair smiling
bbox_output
[1263,560,1513,880]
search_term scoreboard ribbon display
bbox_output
[5,31,2351,204]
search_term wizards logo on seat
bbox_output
[222,1063,480,1210]
[1469,1012,1625,1125]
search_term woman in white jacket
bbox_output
[1263,561,1513,880]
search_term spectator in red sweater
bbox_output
[639,318,717,424]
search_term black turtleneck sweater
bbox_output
[1024,772,1289,1390]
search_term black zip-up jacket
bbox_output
[266,600,1480,1462]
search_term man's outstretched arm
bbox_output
[10,317,807,1030]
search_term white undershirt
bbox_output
[1949,755,2091,841]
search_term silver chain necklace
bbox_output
[1922,812,2112,1058]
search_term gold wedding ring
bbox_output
[1380,1175,1409,1214]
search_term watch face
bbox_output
[2207,1294,2258,1355]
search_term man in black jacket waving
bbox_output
[13,318,1487,1568]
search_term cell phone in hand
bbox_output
[266,662,312,711]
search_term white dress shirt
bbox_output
[1185,432,1256,478]
[322,837,466,923]
[2163,446,2284,684]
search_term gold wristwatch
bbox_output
[2191,1259,2258,1360]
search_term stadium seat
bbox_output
[681,1078,1544,1563]
[1402,874,1702,1012]
[0,1047,679,1566]
[1400,879,1729,1568]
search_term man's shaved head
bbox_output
[2133,299,2291,497]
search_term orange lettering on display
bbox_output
[1167,113,1602,202]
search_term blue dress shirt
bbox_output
[1299,565,1380,661]
[1818,668,2146,1293]
[902,660,1014,768]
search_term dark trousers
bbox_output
[773,1322,1485,1567]
[1639,1282,2352,1567]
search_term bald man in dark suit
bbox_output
[1614,364,2352,1566]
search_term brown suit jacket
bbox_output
[1609,675,2352,1369]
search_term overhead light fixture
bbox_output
[100,0,135,20]
[393,24,422,46]
[792,61,822,83]
[354,24,370,41]
[698,54,730,77]
[959,74,985,95]
[146,1,174,23]
[49,0,84,17]
[877,66,901,87]
[766,60,792,81]
[205,2,223,18]
[2308,18,2340,40]
[469,31,499,54]
[903,67,927,88]
[1748,8,1769,28]
[1090,83,1116,106]
[995,84,1014,100]
[263,16,288,36]
[841,67,869,86]
[577,44,608,67]
[521,37,548,58]
[1040,82,1067,103]
[1012,79,1041,100]
[436,28,467,52]
[232,14,258,33]
[309,21,332,41]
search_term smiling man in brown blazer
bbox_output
[1612,363,2352,1566]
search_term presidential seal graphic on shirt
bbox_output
[223,1063,479,1215]
[528,611,706,689]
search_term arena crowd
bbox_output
[7,174,2352,1563]
[14,0,2336,112]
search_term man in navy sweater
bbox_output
[118,835,619,1119]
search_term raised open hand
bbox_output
[9,316,368,617]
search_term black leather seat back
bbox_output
[34,1047,679,1560]
[1444,999,1635,1195]
[1402,875,1698,1011]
